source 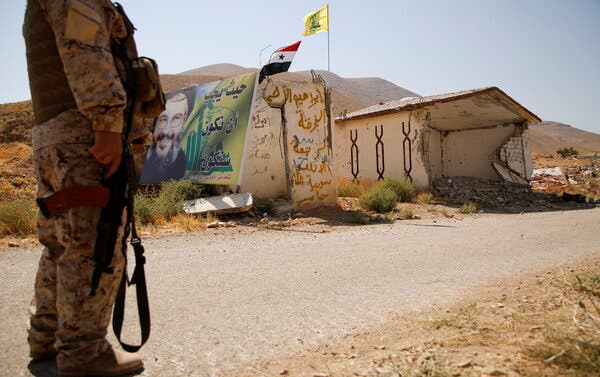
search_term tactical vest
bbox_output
[23,0,164,127]
[23,0,77,124]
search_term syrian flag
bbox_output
[259,41,301,83]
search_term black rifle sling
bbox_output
[112,204,150,352]
[111,85,151,352]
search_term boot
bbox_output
[58,347,143,377]
[30,347,57,361]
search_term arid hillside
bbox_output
[0,100,35,144]
[529,121,600,154]
[3,66,598,156]
[1,65,599,201]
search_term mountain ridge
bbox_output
[1,64,598,154]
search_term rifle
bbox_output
[94,137,151,354]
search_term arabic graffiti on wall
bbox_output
[239,100,288,198]
[265,82,336,207]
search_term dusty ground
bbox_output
[2,208,599,377]
[1,99,599,377]
[223,257,600,377]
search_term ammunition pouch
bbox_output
[130,57,165,119]
[111,2,165,121]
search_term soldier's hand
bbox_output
[89,131,123,178]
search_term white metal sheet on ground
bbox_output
[184,192,253,214]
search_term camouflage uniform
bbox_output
[23,0,142,370]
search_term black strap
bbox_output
[112,228,150,352]
[111,85,151,351]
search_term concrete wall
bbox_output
[335,112,533,187]
[238,78,337,207]
[239,99,287,198]
[498,126,533,180]
[420,117,442,181]
[440,123,517,178]
[334,111,429,189]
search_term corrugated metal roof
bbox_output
[335,87,541,123]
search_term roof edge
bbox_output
[336,87,542,124]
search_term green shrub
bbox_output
[556,146,579,158]
[0,199,37,237]
[338,180,364,198]
[159,181,204,203]
[134,194,156,225]
[380,177,415,202]
[154,181,203,219]
[134,181,204,224]
[359,185,398,213]
[459,202,477,214]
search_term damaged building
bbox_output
[333,87,542,194]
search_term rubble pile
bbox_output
[531,167,567,193]
[432,176,595,213]
[531,159,600,198]
[563,160,600,197]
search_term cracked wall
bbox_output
[239,77,337,208]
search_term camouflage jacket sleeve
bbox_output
[39,0,127,133]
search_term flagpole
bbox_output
[327,4,331,85]
[327,29,330,74]
[259,44,272,66]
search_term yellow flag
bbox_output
[303,5,329,36]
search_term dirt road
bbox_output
[1,208,599,376]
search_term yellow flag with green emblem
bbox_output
[303,5,329,36]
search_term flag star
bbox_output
[278,54,285,60]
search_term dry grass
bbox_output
[398,208,414,220]
[170,213,214,231]
[338,178,366,198]
[459,202,477,214]
[415,192,435,204]
[524,272,600,375]
[0,198,37,237]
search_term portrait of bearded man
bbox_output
[140,90,194,184]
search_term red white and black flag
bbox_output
[259,41,301,83]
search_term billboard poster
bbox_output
[140,71,258,185]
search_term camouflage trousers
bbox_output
[28,110,126,369]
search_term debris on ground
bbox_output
[433,176,596,212]
[531,166,568,193]
[532,154,600,198]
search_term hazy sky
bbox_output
[2,0,599,133]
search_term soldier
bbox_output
[23,0,145,375]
